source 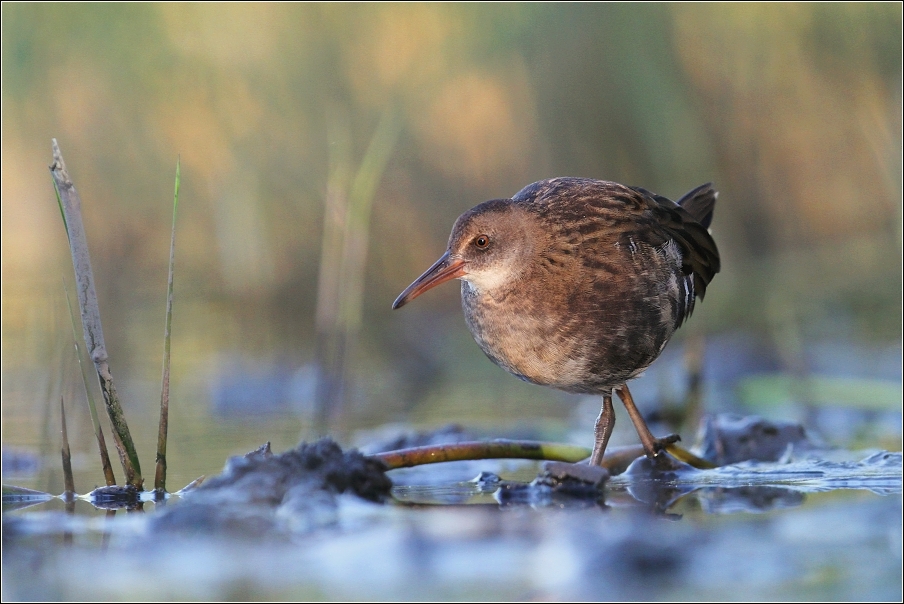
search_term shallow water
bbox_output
[3,340,901,600]
[3,443,902,601]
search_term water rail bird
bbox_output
[393,177,720,465]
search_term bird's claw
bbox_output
[649,433,681,456]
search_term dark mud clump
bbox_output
[154,439,392,537]
[198,438,392,503]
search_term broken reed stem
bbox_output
[64,284,116,486]
[372,440,592,470]
[50,139,143,489]
[60,397,76,496]
[154,158,180,494]
[371,440,717,473]
[665,443,716,469]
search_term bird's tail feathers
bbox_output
[677,183,717,229]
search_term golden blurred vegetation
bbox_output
[2,4,901,471]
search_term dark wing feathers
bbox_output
[630,184,720,299]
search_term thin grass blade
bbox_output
[155,157,180,494]
[60,397,76,496]
[64,283,116,486]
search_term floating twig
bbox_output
[665,443,716,469]
[372,439,591,470]
[371,439,716,473]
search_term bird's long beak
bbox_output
[392,251,466,309]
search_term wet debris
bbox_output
[488,413,852,509]
[153,439,392,536]
[496,461,610,507]
[243,441,273,459]
[373,414,830,509]
[695,414,815,465]
[542,461,609,488]
[196,438,392,504]
[87,484,142,509]
[622,451,700,477]
[471,471,503,492]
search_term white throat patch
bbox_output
[462,264,515,293]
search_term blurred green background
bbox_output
[2,4,901,491]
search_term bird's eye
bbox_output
[474,235,490,249]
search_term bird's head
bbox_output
[392,199,539,309]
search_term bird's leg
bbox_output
[589,392,615,466]
[615,384,680,459]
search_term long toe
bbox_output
[650,433,681,455]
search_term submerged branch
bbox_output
[666,443,716,469]
[372,440,591,470]
[371,440,716,473]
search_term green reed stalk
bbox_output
[154,158,180,494]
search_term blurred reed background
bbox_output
[2,4,901,492]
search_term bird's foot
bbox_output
[645,433,681,458]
